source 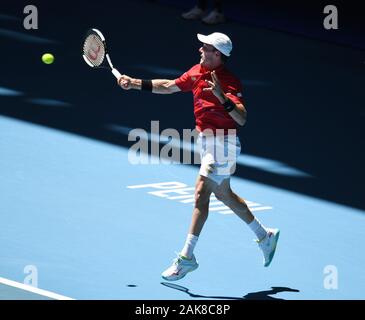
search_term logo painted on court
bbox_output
[127,181,273,215]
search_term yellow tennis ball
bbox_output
[42,53,54,64]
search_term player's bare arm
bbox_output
[117,75,181,94]
[204,71,247,126]
[225,101,247,127]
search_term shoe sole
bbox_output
[162,264,199,282]
[264,230,280,267]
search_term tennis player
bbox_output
[117,32,280,281]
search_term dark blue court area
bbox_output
[1,0,364,300]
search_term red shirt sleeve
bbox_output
[225,79,244,106]
[174,66,195,92]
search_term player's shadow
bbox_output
[242,287,300,300]
[161,282,300,300]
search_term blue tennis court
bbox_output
[1,0,364,300]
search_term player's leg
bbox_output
[162,175,213,281]
[213,178,280,267]
[213,178,254,223]
[187,174,214,237]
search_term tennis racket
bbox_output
[82,28,121,79]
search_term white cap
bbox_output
[197,32,232,57]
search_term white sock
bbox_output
[180,234,199,259]
[248,218,268,241]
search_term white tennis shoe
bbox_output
[257,228,280,267]
[162,254,199,281]
[181,6,206,20]
[202,10,226,25]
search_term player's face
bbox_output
[199,43,219,68]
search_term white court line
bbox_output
[250,206,273,212]
[0,277,74,300]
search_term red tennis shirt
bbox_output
[174,64,244,133]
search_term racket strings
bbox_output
[83,34,105,67]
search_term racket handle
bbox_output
[111,68,122,79]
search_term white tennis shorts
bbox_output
[197,132,241,185]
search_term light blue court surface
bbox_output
[1,115,364,300]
